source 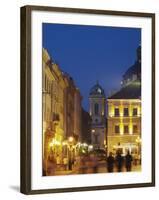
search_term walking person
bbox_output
[63,157,68,171]
[91,153,98,173]
[47,153,56,175]
[107,152,115,173]
[115,151,123,172]
[125,151,133,172]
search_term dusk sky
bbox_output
[42,23,141,111]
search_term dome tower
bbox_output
[89,81,106,149]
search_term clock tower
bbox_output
[89,81,106,149]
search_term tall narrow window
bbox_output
[133,125,138,133]
[115,125,120,134]
[124,125,129,134]
[114,108,119,117]
[133,108,138,116]
[124,108,129,116]
[94,103,99,115]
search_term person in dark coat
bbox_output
[125,151,133,171]
[115,151,124,172]
[107,152,115,172]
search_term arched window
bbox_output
[94,103,99,115]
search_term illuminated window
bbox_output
[133,108,138,116]
[114,108,119,117]
[124,108,129,116]
[124,125,129,134]
[115,125,120,134]
[133,125,138,133]
[94,103,99,115]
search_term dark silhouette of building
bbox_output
[121,45,141,87]
[81,108,91,144]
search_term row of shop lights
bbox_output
[49,137,93,150]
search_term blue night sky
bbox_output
[42,23,141,111]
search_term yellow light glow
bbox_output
[88,145,93,149]
[129,125,133,135]
[129,118,133,135]
[136,136,141,143]
[49,142,54,148]
[120,123,123,135]
[138,106,141,116]
[120,131,123,135]
[109,104,114,117]
[83,143,88,147]
[49,138,61,147]
[68,136,74,142]
[92,129,95,133]
[129,103,132,117]
[120,103,123,117]
[62,141,68,146]
[55,140,61,146]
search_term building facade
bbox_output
[42,48,82,173]
[63,74,82,142]
[107,97,141,155]
[74,88,82,142]
[107,46,141,156]
[89,82,106,149]
[42,48,55,171]
[50,63,67,159]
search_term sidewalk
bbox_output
[48,161,141,176]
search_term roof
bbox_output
[89,82,105,97]
[108,81,141,99]
[123,61,141,80]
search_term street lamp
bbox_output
[68,136,74,143]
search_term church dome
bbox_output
[89,82,105,96]
[121,45,141,87]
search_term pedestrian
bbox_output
[92,154,98,173]
[47,154,56,175]
[68,158,72,170]
[115,151,123,172]
[125,151,133,171]
[63,157,68,170]
[79,155,86,174]
[107,152,114,172]
[56,154,60,165]
[56,154,61,170]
